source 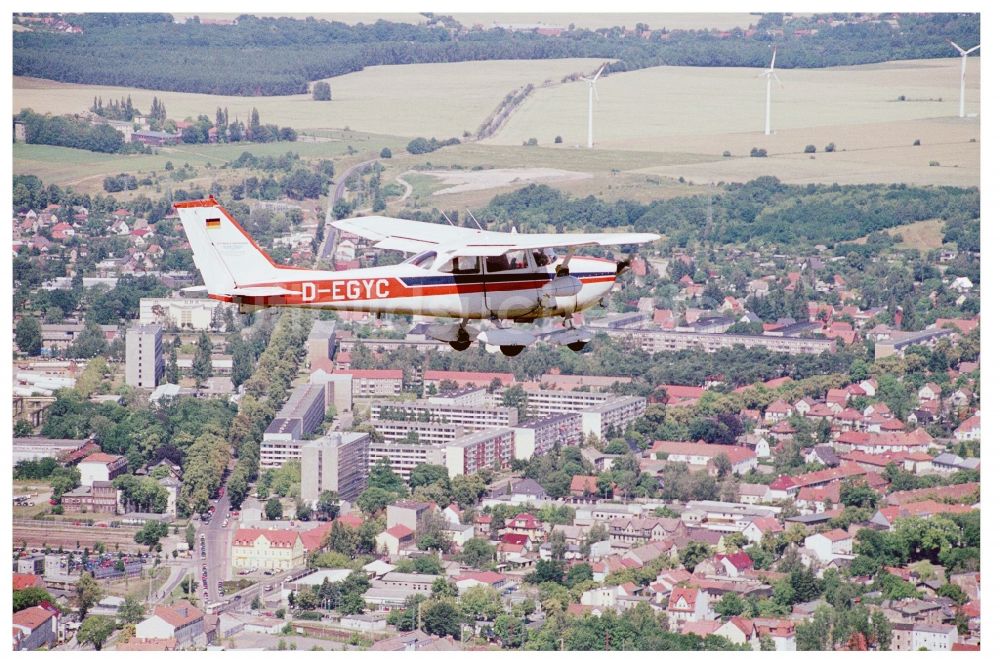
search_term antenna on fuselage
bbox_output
[466,209,484,231]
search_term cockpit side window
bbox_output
[440,256,480,274]
[409,251,437,269]
[487,250,530,273]
[532,248,556,267]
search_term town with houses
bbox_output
[8,9,983,654]
[10,185,982,652]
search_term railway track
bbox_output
[13,520,142,552]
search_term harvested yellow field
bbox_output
[13,58,605,138]
[486,58,979,186]
[489,58,980,148]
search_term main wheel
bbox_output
[449,340,472,351]
[500,345,525,357]
[567,340,587,352]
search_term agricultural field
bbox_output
[487,58,980,186]
[14,58,605,138]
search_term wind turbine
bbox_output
[586,64,605,149]
[948,40,980,118]
[759,46,781,135]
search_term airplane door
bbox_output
[484,249,543,319]
[438,254,486,320]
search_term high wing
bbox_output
[333,215,659,256]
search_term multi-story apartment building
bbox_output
[512,412,583,459]
[331,369,403,398]
[599,328,837,355]
[275,383,326,435]
[368,440,446,482]
[444,428,515,478]
[581,395,647,438]
[125,324,163,389]
[260,418,303,469]
[306,320,337,370]
[372,419,467,447]
[301,431,371,503]
[371,400,518,430]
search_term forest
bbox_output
[474,178,981,249]
[13,13,980,96]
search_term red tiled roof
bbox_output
[570,475,599,494]
[13,573,44,591]
[12,606,55,630]
[386,525,414,539]
[153,601,203,629]
[80,452,123,465]
[456,571,505,585]
[232,528,301,549]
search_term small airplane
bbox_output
[174,196,658,356]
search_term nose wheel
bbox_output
[500,345,525,357]
[449,340,472,351]
[567,340,587,352]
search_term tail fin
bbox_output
[174,197,294,295]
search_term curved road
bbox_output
[320,158,377,262]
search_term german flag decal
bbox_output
[206,218,221,229]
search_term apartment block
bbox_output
[275,384,326,436]
[444,428,515,478]
[512,412,583,459]
[581,395,647,438]
[125,324,164,389]
[301,431,370,503]
[331,369,403,398]
[600,328,837,355]
[372,419,467,447]
[306,320,338,370]
[371,400,518,430]
[368,440,445,482]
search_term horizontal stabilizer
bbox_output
[180,285,208,295]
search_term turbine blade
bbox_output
[595,64,605,80]
[770,47,777,70]
[949,40,964,53]
[967,45,981,54]
[593,85,600,103]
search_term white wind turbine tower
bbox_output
[586,64,605,149]
[949,40,980,118]
[759,46,781,135]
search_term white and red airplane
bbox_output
[175,197,658,356]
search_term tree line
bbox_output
[478,178,980,249]
[13,13,979,96]
[15,109,151,154]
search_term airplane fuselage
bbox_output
[211,255,618,320]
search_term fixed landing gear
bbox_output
[500,345,525,357]
[567,340,587,352]
[449,325,473,351]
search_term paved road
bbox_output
[319,159,376,263]
[197,489,233,605]
[151,563,190,603]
